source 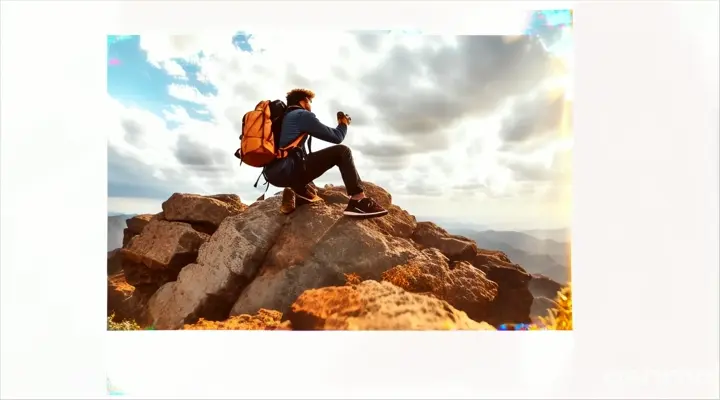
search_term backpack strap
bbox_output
[277,133,308,158]
[285,106,311,154]
[253,170,270,199]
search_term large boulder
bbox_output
[183,309,291,330]
[286,280,496,330]
[161,193,247,234]
[412,221,479,261]
[122,214,153,247]
[381,248,499,324]
[412,221,512,264]
[207,194,245,210]
[147,197,286,329]
[229,200,422,317]
[476,263,534,325]
[120,220,209,289]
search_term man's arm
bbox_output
[296,110,348,144]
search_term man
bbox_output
[263,88,388,218]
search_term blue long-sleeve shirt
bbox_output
[263,108,348,186]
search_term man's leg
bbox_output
[291,144,364,199]
[292,145,387,218]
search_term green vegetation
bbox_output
[107,313,154,331]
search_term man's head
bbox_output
[286,88,315,112]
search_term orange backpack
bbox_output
[234,100,308,168]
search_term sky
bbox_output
[106,13,574,230]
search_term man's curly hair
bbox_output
[286,88,315,106]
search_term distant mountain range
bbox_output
[447,228,570,283]
[108,214,135,252]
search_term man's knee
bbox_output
[334,144,351,155]
[330,144,353,160]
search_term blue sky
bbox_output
[106,17,573,229]
[106,34,255,128]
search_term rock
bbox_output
[147,197,287,329]
[122,220,209,269]
[122,214,153,247]
[471,249,513,266]
[120,220,209,288]
[286,280,496,330]
[107,249,123,275]
[366,205,416,238]
[315,186,351,205]
[107,272,151,326]
[316,181,392,208]
[126,213,153,233]
[381,248,498,323]
[183,309,291,330]
[229,201,421,317]
[482,265,534,325]
[529,274,564,299]
[161,193,247,232]
[408,222,532,325]
[411,221,514,264]
[207,194,245,209]
[411,221,480,261]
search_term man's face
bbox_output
[300,97,312,112]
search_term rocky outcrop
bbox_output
[381,248,499,324]
[107,182,553,331]
[123,214,153,247]
[161,193,247,234]
[229,186,420,319]
[287,280,495,330]
[147,197,284,329]
[402,219,534,325]
[183,309,291,330]
[120,220,210,291]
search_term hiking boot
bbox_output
[280,188,296,215]
[293,185,322,206]
[343,197,389,218]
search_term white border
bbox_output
[1,1,718,399]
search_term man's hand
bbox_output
[337,111,351,126]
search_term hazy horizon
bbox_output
[107,198,570,232]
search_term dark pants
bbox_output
[292,145,364,196]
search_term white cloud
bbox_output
[162,105,191,124]
[167,83,212,104]
[110,31,573,228]
[160,59,188,80]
